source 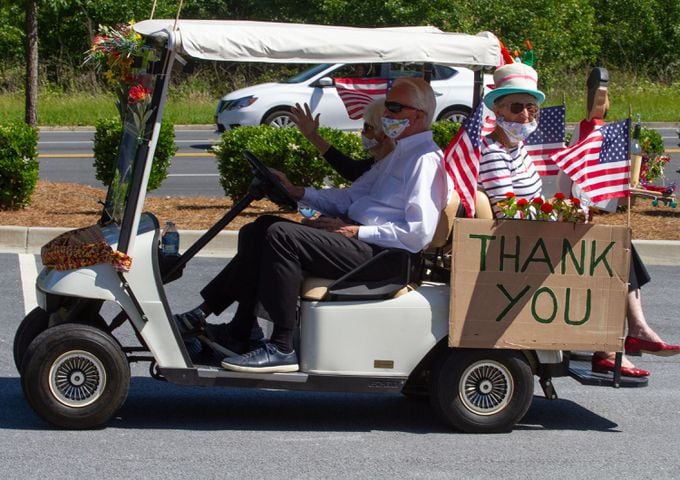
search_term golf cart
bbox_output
[14,20,644,434]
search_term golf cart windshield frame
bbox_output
[106,20,499,255]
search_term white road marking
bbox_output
[19,254,39,314]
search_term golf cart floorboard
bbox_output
[158,366,408,393]
[568,360,648,387]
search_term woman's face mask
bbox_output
[381,117,410,139]
[496,116,538,144]
[361,134,381,150]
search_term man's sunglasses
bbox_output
[384,101,421,113]
[505,102,539,115]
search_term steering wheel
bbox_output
[242,150,298,210]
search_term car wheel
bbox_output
[263,109,294,128]
[430,348,534,433]
[437,106,471,123]
[21,323,130,429]
[13,307,49,374]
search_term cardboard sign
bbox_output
[449,219,631,351]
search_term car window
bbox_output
[388,63,458,81]
[283,64,334,83]
[330,63,381,78]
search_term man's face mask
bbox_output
[381,117,410,139]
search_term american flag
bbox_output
[550,119,630,203]
[525,105,566,176]
[443,102,484,217]
[334,77,390,119]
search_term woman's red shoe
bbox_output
[591,355,650,377]
[625,336,680,356]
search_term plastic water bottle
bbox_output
[298,202,317,219]
[630,114,642,187]
[162,221,180,255]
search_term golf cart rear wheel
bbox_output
[13,307,49,374]
[21,323,130,429]
[430,349,533,433]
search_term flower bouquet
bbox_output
[83,21,157,130]
[496,192,586,222]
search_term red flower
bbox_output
[128,84,150,103]
[516,198,529,207]
[540,203,554,214]
[531,197,544,205]
[554,192,566,200]
[505,192,516,199]
[571,198,581,206]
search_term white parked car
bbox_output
[215,62,488,131]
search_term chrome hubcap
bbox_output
[49,350,106,408]
[459,360,513,416]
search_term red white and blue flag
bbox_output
[443,102,484,217]
[334,77,390,119]
[524,105,566,176]
[550,118,630,203]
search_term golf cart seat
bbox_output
[300,189,493,301]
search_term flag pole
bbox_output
[627,105,632,228]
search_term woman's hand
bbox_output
[290,103,319,138]
[290,103,330,155]
[302,216,359,239]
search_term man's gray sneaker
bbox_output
[221,343,299,373]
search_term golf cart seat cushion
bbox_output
[426,189,493,252]
[300,276,413,301]
[475,189,493,219]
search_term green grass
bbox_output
[545,73,680,123]
[0,90,217,126]
[1,77,678,126]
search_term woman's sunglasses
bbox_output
[384,101,421,113]
[505,102,539,115]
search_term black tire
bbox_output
[13,307,49,374]
[437,106,471,123]
[21,323,130,429]
[263,109,294,128]
[430,349,534,433]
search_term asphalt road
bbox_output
[37,126,680,198]
[1,253,679,479]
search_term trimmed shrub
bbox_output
[431,120,461,150]
[216,125,363,199]
[93,118,176,191]
[0,123,39,210]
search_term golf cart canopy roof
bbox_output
[133,19,500,68]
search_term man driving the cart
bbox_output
[175,77,452,373]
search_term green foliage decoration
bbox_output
[0,123,39,210]
[215,125,363,200]
[93,118,176,191]
[639,127,664,156]
[431,120,461,150]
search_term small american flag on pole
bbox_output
[443,102,484,217]
[550,118,630,203]
[525,105,566,176]
[334,77,389,119]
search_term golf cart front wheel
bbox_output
[13,307,50,374]
[430,349,534,433]
[21,323,130,429]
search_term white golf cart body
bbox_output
[18,20,642,433]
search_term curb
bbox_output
[2,225,680,265]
